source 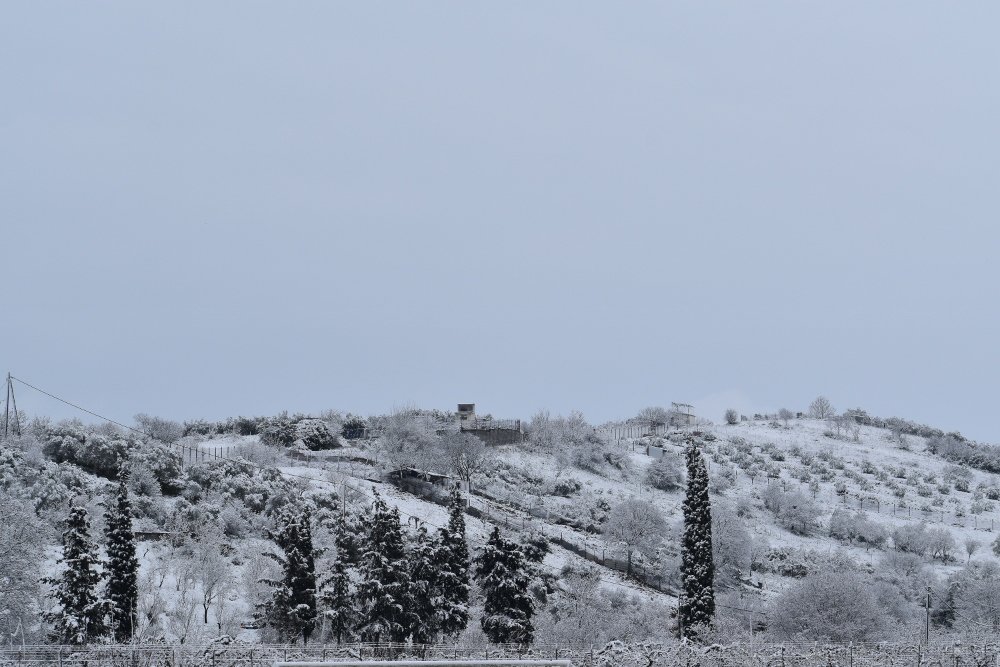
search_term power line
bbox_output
[8,375,762,616]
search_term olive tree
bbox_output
[602,498,668,575]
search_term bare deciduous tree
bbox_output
[441,431,495,494]
[809,396,835,419]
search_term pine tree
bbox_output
[474,526,534,646]
[43,506,109,644]
[263,507,319,644]
[679,442,715,637]
[104,471,139,642]
[404,525,439,645]
[354,491,410,643]
[435,485,470,638]
[320,507,354,644]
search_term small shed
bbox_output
[457,403,476,424]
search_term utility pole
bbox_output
[3,373,21,439]
[925,585,931,645]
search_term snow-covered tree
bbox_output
[43,506,109,644]
[263,507,318,644]
[404,525,439,644]
[474,526,534,645]
[435,485,470,638]
[602,498,667,575]
[679,443,714,636]
[320,509,354,644]
[769,571,887,642]
[0,496,43,644]
[104,471,139,642]
[354,491,409,643]
[645,455,685,492]
[808,396,835,419]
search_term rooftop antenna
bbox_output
[3,372,22,439]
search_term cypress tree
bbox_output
[436,485,470,638]
[354,491,409,643]
[43,506,109,644]
[320,508,354,644]
[104,471,139,642]
[264,507,319,644]
[679,442,715,637]
[474,526,534,646]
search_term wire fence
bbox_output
[4,642,1000,667]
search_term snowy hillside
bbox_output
[5,404,1000,649]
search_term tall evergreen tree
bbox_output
[263,507,319,644]
[320,508,354,644]
[43,506,109,644]
[435,485,470,638]
[104,471,139,642]
[354,491,410,643]
[474,527,534,646]
[404,525,439,645]
[679,442,715,636]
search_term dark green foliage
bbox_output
[680,443,715,637]
[104,473,138,642]
[128,442,184,494]
[320,510,354,644]
[436,486,471,638]
[475,527,534,645]
[296,419,340,451]
[261,416,298,448]
[43,507,109,644]
[42,427,137,479]
[354,491,410,643]
[263,508,319,644]
[405,525,439,644]
[341,417,367,440]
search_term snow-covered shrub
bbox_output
[752,548,809,578]
[724,409,739,425]
[926,526,956,562]
[128,441,184,494]
[341,416,367,440]
[552,477,582,497]
[134,413,183,443]
[761,486,819,535]
[769,571,888,642]
[42,426,137,479]
[295,418,340,450]
[828,509,888,549]
[182,419,214,436]
[892,522,930,555]
[186,458,291,515]
[645,455,684,491]
[260,414,298,447]
[378,409,443,470]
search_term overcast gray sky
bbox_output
[2,3,999,440]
